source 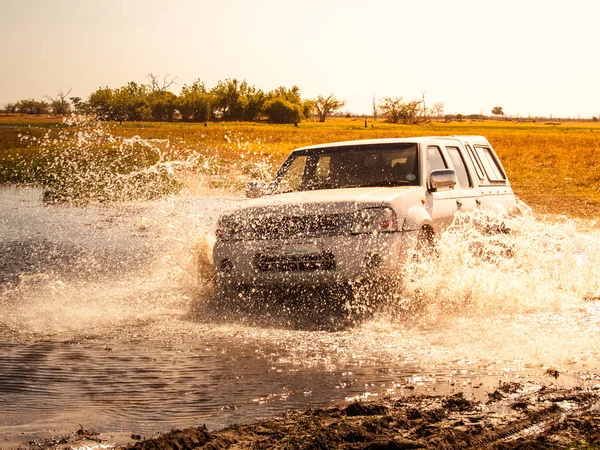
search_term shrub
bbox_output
[264,98,303,124]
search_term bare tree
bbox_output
[432,102,444,120]
[379,97,423,124]
[46,89,72,115]
[379,96,404,123]
[313,94,346,122]
[3,102,17,114]
[372,94,378,121]
[146,73,178,92]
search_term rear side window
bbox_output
[465,144,485,180]
[475,146,506,182]
[446,146,472,189]
[426,146,447,176]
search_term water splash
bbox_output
[0,186,227,337]
[401,205,600,316]
[3,185,600,446]
[37,116,185,201]
[6,119,600,374]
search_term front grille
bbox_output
[254,252,336,272]
[239,214,350,240]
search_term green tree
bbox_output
[268,86,310,118]
[69,96,87,113]
[15,99,49,114]
[492,106,504,117]
[264,98,303,124]
[119,82,150,120]
[313,94,345,122]
[210,79,249,120]
[301,99,314,119]
[242,85,266,121]
[268,85,303,104]
[88,87,114,119]
[148,90,177,121]
[90,82,150,121]
[178,80,211,122]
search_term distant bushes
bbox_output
[5,99,49,114]
[86,78,317,124]
[3,76,349,124]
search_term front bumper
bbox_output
[212,230,419,288]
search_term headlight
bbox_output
[351,207,398,234]
[216,215,240,240]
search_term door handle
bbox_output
[456,200,463,208]
[476,198,482,206]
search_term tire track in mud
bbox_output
[439,405,565,449]
[437,389,600,450]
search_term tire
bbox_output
[413,226,437,263]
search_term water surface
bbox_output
[2,186,600,447]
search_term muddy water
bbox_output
[2,186,600,447]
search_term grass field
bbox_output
[2,114,600,217]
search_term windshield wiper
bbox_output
[275,179,412,193]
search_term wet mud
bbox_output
[20,383,600,449]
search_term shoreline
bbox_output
[19,383,600,449]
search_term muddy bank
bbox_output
[21,383,600,449]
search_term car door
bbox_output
[424,144,458,230]
[444,145,483,212]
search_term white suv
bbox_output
[213,136,516,295]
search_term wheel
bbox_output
[211,275,246,314]
[413,226,437,262]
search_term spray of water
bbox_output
[5,118,600,371]
[17,115,278,203]
[358,204,600,368]
[4,126,600,446]
[401,204,600,316]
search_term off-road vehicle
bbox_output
[213,136,515,300]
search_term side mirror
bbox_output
[246,180,267,198]
[429,169,457,192]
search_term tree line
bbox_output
[3,75,349,124]
[3,74,525,123]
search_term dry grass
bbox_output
[2,115,600,217]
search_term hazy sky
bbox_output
[1,0,599,117]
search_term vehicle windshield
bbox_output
[271,143,419,194]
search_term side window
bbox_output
[475,146,506,182]
[465,144,485,180]
[446,146,472,189]
[314,155,331,179]
[426,146,447,177]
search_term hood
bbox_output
[224,186,420,218]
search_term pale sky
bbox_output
[1,0,599,118]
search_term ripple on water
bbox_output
[2,187,600,446]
